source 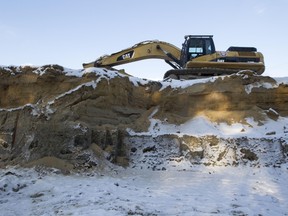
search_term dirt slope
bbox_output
[0,65,287,172]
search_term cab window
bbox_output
[188,39,204,59]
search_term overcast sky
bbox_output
[0,0,287,80]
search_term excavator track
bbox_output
[163,68,245,80]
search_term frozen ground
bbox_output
[1,166,288,216]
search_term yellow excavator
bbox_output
[83,35,265,79]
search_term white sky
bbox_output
[0,0,287,80]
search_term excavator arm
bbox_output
[83,40,182,69]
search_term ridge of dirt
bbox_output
[0,65,288,172]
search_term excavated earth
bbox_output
[0,65,288,173]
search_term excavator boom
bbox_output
[83,40,181,69]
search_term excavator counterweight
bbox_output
[83,35,265,79]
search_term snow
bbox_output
[243,76,288,94]
[61,67,126,79]
[0,103,34,113]
[244,81,276,94]
[127,110,288,139]
[159,76,216,91]
[1,166,287,216]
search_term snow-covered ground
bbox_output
[1,166,287,216]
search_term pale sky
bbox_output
[0,0,287,80]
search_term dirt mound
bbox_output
[0,65,288,172]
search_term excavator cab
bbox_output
[180,35,215,66]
